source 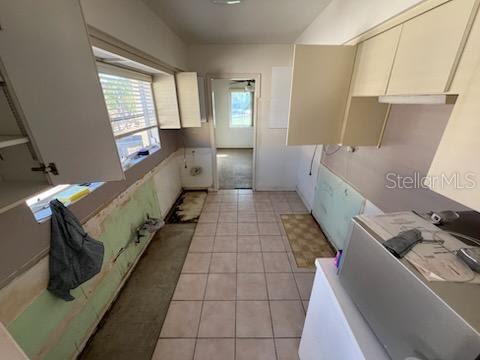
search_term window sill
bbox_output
[30,182,105,223]
[121,144,161,171]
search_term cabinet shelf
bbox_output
[0,136,29,149]
[0,181,50,215]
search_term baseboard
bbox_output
[296,186,313,212]
[254,187,297,192]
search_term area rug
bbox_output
[281,214,335,268]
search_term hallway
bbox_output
[153,190,313,360]
[217,148,253,190]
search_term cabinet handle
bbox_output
[31,162,59,175]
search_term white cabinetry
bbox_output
[0,0,124,213]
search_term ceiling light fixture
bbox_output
[211,0,242,5]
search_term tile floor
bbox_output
[152,190,315,360]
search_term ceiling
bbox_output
[142,0,332,44]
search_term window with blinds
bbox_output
[98,68,160,167]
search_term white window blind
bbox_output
[98,65,161,167]
[99,72,158,138]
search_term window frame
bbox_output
[25,60,164,223]
[97,62,161,168]
[229,89,254,128]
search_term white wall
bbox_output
[152,152,183,219]
[297,0,423,44]
[296,145,322,211]
[178,148,214,189]
[213,79,254,148]
[188,44,300,191]
[80,0,187,69]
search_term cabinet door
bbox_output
[197,75,208,123]
[153,74,181,129]
[387,0,478,95]
[340,97,390,146]
[427,62,480,212]
[176,72,202,128]
[450,6,480,93]
[0,0,124,184]
[351,26,402,96]
[287,45,356,145]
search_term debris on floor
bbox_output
[166,191,207,224]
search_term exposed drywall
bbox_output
[0,151,183,359]
[80,0,187,69]
[321,104,470,213]
[6,179,160,360]
[297,0,424,44]
[213,79,254,148]
[187,44,300,191]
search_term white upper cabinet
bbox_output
[0,0,124,185]
[428,60,480,212]
[387,0,479,95]
[197,75,208,123]
[287,45,356,145]
[175,72,202,128]
[153,74,182,129]
[450,5,480,93]
[351,26,402,96]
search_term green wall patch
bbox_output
[8,179,162,359]
[313,164,365,250]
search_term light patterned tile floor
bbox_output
[153,191,314,360]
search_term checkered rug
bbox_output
[281,214,335,268]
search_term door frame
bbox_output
[205,73,261,191]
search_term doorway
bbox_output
[208,76,258,190]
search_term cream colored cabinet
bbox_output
[287,45,389,146]
[153,74,182,129]
[450,6,480,93]
[427,61,480,212]
[340,98,390,146]
[0,0,125,213]
[176,72,202,128]
[154,72,202,129]
[287,45,356,145]
[387,0,479,95]
[351,26,402,96]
